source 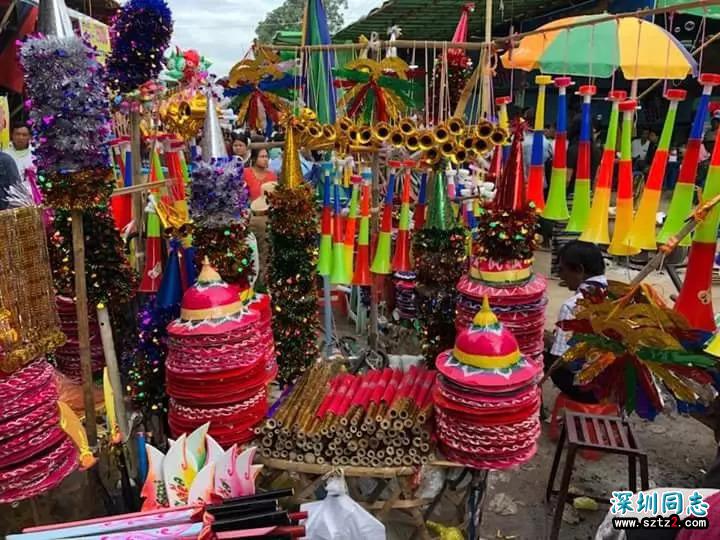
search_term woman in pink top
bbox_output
[243,148,277,201]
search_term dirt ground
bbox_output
[2,252,719,540]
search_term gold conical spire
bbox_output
[281,123,303,189]
[472,296,499,327]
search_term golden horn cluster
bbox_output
[160,93,208,139]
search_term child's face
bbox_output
[558,260,585,291]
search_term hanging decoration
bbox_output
[20,35,114,209]
[162,46,212,86]
[334,58,422,124]
[226,49,294,134]
[566,85,596,233]
[559,282,717,420]
[106,0,174,95]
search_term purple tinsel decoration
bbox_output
[190,158,250,229]
[106,0,173,94]
[20,36,112,174]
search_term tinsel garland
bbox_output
[474,207,540,262]
[413,227,467,364]
[125,297,177,416]
[19,36,113,208]
[106,0,173,95]
[431,61,472,122]
[49,207,138,305]
[190,158,253,285]
[267,184,319,385]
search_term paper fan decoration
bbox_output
[334,57,422,124]
[559,282,718,420]
[225,49,294,133]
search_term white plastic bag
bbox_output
[301,475,386,540]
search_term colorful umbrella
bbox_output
[501,15,697,79]
[657,0,720,18]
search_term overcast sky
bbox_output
[166,0,382,76]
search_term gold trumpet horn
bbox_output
[307,121,323,139]
[423,147,441,166]
[434,123,451,144]
[440,139,455,157]
[447,116,466,136]
[461,136,475,150]
[405,132,421,152]
[322,124,337,141]
[477,120,494,139]
[337,116,354,133]
[453,146,469,165]
[390,129,406,147]
[358,126,373,145]
[348,125,361,143]
[372,122,391,142]
[490,127,509,146]
[399,117,416,136]
[473,137,490,154]
[418,130,435,151]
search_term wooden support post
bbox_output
[97,305,128,438]
[130,111,144,274]
[71,209,98,447]
[369,153,380,350]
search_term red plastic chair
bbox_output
[549,393,619,460]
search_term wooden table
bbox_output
[258,457,489,539]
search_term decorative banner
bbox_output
[79,18,111,64]
[0,96,8,150]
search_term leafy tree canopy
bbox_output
[255,0,349,43]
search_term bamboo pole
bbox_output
[259,0,720,53]
[130,111,144,274]
[71,210,98,447]
[97,305,128,438]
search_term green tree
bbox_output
[255,0,349,43]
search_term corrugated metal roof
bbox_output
[334,0,601,42]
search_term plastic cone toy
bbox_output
[330,168,351,285]
[111,148,133,230]
[494,122,526,211]
[426,169,456,231]
[543,77,573,221]
[527,75,553,210]
[343,174,361,273]
[675,128,720,331]
[580,90,626,245]
[625,89,686,250]
[392,163,414,272]
[139,201,163,293]
[608,100,640,256]
[371,160,400,275]
[496,96,512,163]
[566,85,596,233]
[659,73,720,245]
[413,171,429,230]
[201,92,227,161]
[353,170,372,286]
[38,0,74,38]
[318,162,333,277]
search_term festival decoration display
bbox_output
[566,85,596,233]
[48,207,138,305]
[343,173,361,274]
[608,100,640,256]
[371,161,400,275]
[659,73,720,245]
[165,262,276,446]
[302,0,337,124]
[317,163,333,277]
[334,57,422,124]
[352,172,372,286]
[267,126,319,384]
[20,26,114,209]
[226,48,294,134]
[414,171,467,364]
[675,127,720,332]
[7,489,302,539]
[501,14,697,79]
[259,363,436,467]
[330,164,351,285]
[626,89,686,250]
[413,171,429,230]
[392,164,414,273]
[0,361,79,503]
[106,0,174,95]
[526,75,553,210]
[435,299,542,469]
[0,207,65,373]
[162,47,211,86]
[190,94,253,286]
[457,124,546,365]
[53,295,105,383]
[579,90,626,245]
[543,77,573,221]
[140,423,260,509]
[139,201,163,293]
[558,282,717,420]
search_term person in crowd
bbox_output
[545,240,607,403]
[230,132,251,164]
[632,128,651,164]
[243,147,277,202]
[644,129,658,171]
[704,110,720,155]
[6,122,34,181]
[0,150,29,210]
